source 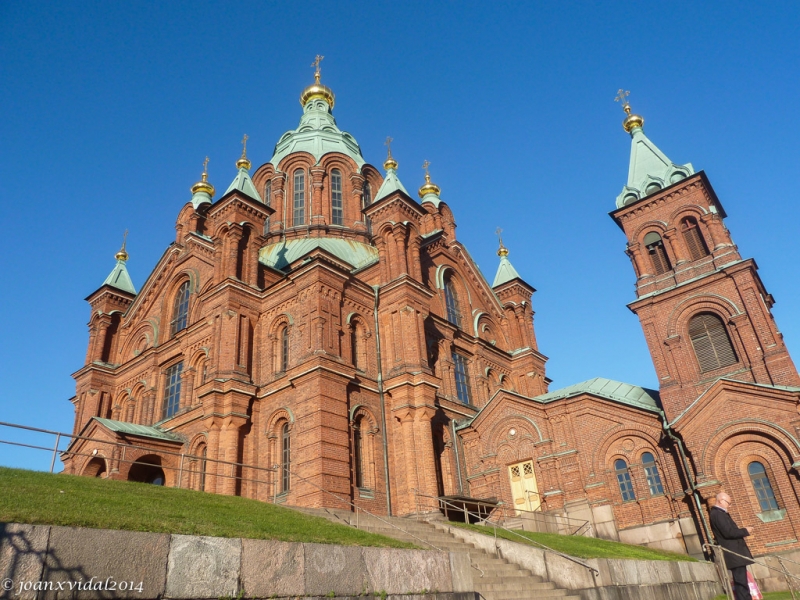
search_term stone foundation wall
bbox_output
[0,523,473,600]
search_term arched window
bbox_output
[615,459,636,501]
[162,361,183,419]
[680,217,709,261]
[194,444,207,491]
[363,182,372,208]
[354,417,364,489]
[293,169,305,226]
[689,313,738,373]
[279,326,289,372]
[351,324,362,370]
[281,422,291,493]
[331,169,343,226]
[641,452,664,496]
[170,281,191,337]
[444,276,462,328]
[643,232,671,275]
[264,179,272,234]
[452,351,472,405]
[125,400,135,423]
[749,461,779,511]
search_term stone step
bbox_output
[474,577,552,587]
[479,592,580,600]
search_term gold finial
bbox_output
[115,229,129,262]
[615,89,644,132]
[191,156,216,197]
[312,55,324,83]
[236,134,251,170]
[300,55,335,108]
[418,159,441,199]
[496,227,508,257]
[383,136,398,170]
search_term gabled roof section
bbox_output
[259,238,379,272]
[102,257,136,295]
[224,167,263,202]
[493,254,521,287]
[534,377,661,412]
[93,417,183,442]
[374,166,410,203]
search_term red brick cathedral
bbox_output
[64,72,800,558]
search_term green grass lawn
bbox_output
[0,467,414,548]
[450,521,697,561]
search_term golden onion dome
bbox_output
[497,244,509,258]
[384,156,398,171]
[115,248,129,261]
[418,173,440,198]
[300,74,335,109]
[191,158,215,197]
[622,107,644,133]
[236,134,251,170]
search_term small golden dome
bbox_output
[236,134,251,170]
[623,108,644,133]
[384,156,398,171]
[191,157,215,197]
[418,160,440,198]
[497,244,509,258]
[300,74,335,109]
[116,230,129,261]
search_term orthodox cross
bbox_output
[385,136,394,159]
[203,156,209,174]
[422,160,431,179]
[241,134,248,158]
[615,89,631,112]
[121,229,128,251]
[495,227,503,246]
[311,55,324,81]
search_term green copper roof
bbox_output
[269,97,364,169]
[224,167,263,202]
[94,417,183,442]
[492,255,521,287]
[616,125,694,208]
[102,258,136,295]
[373,167,410,203]
[533,377,661,412]
[260,238,379,272]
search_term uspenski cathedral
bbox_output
[64,62,800,559]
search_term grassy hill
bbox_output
[0,467,413,548]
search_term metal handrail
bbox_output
[704,542,800,600]
[413,488,599,576]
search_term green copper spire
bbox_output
[614,90,694,208]
[374,145,410,202]
[492,230,521,287]
[103,234,137,294]
[224,135,263,202]
[191,157,215,209]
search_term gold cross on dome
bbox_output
[241,134,248,158]
[385,136,394,158]
[202,156,209,174]
[615,89,631,112]
[422,160,430,178]
[311,55,324,81]
[121,229,128,251]
[495,227,503,245]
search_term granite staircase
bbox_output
[292,507,581,600]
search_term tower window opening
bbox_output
[280,326,289,373]
[293,169,305,226]
[615,458,636,501]
[688,313,738,373]
[444,277,462,328]
[354,417,364,488]
[641,452,664,496]
[749,461,779,511]
[170,281,191,337]
[331,169,343,226]
[162,361,184,420]
[643,232,671,275]
[281,422,291,493]
[680,217,710,261]
[264,179,272,234]
[363,182,372,208]
[452,351,472,405]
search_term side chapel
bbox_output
[63,68,800,558]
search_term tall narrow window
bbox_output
[199,445,207,491]
[689,313,738,373]
[162,362,183,419]
[452,352,472,405]
[643,232,671,275]
[354,417,364,488]
[280,326,289,372]
[170,281,191,337]
[293,169,305,226]
[680,217,709,261]
[444,277,462,328]
[641,452,664,496]
[264,179,272,234]
[615,459,636,501]
[351,324,361,370]
[331,169,343,226]
[281,422,291,493]
[749,461,779,511]
[363,182,372,208]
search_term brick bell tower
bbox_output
[609,92,799,420]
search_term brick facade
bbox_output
[64,82,800,557]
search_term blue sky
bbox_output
[2,1,799,471]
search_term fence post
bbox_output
[49,433,61,473]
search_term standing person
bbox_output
[710,491,754,600]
